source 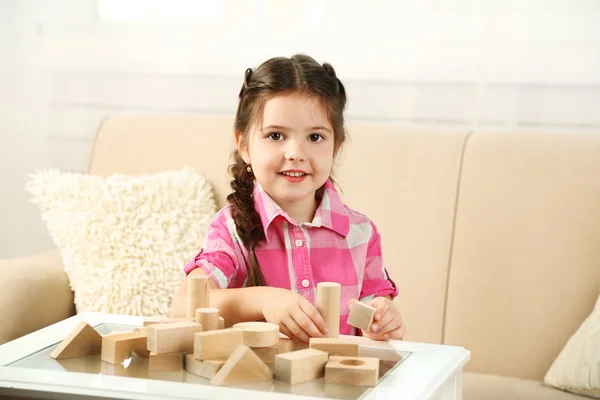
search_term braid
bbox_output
[226,151,268,287]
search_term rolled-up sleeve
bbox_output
[183,208,244,289]
[359,221,398,301]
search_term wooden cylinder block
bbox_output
[232,322,279,347]
[195,307,219,331]
[317,282,341,338]
[187,275,210,318]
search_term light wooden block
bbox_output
[50,322,102,359]
[325,356,379,386]
[274,348,329,384]
[105,330,150,358]
[347,301,377,331]
[210,345,273,386]
[309,337,359,357]
[148,352,186,372]
[144,317,191,327]
[251,343,279,364]
[101,331,148,364]
[195,308,219,331]
[187,275,210,318]
[185,353,227,379]
[232,322,279,347]
[147,320,203,354]
[317,282,341,338]
[279,338,295,354]
[194,328,243,360]
[218,316,225,329]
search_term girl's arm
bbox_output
[170,268,266,326]
[171,268,328,342]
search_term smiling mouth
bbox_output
[281,171,308,177]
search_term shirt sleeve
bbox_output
[359,220,399,301]
[183,208,245,289]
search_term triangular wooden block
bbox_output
[50,321,102,359]
[210,344,273,386]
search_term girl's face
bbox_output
[238,92,337,216]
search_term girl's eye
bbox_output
[268,132,284,141]
[309,133,324,143]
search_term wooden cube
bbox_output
[274,348,328,384]
[251,343,280,364]
[194,328,243,360]
[325,356,379,386]
[347,301,377,331]
[147,320,203,354]
[185,354,227,379]
[309,337,359,357]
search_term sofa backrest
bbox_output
[88,114,600,381]
[443,131,600,380]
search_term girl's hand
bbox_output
[348,297,406,340]
[261,287,329,343]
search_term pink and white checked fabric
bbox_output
[184,179,398,335]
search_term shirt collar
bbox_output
[253,179,350,238]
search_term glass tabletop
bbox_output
[7,323,411,400]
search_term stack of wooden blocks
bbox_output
[49,278,382,387]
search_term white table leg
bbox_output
[431,370,463,400]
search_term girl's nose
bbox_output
[284,142,306,162]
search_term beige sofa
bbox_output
[1,115,598,399]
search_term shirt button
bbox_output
[295,239,303,247]
[301,279,309,288]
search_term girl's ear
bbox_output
[234,130,251,164]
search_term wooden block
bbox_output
[232,322,279,347]
[187,275,210,318]
[185,354,227,379]
[147,320,203,354]
[279,338,295,354]
[148,352,186,372]
[309,337,359,357]
[317,282,341,338]
[210,345,273,386]
[218,316,225,329]
[251,343,279,364]
[194,328,243,360]
[195,308,219,331]
[101,331,147,364]
[50,322,102,359]
[274,348,328,384]
[325,356,379,386]
[347,301,377,331]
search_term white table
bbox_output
[0,312,470,400]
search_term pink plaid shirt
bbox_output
[184,179,398,335]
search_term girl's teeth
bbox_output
[283,172,305,177]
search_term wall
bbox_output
[1,0,599,258]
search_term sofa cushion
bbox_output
[544,294,600,398]
[27,167,216,317]
[464,372,588,400]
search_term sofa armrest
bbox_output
[0,250,75,345]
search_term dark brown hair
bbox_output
[227,54,347,287]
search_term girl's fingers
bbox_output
[370,308,395,332]
[299,301,328,335]
[370,300,392,322]
[291,307,324,338]
[282,316,310,343]
[377,314,403,335]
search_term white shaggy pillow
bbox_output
[544,294,600,398]
[27,167,216,317]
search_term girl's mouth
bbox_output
[280,171,308,182]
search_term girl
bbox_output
[171,54,405,343]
